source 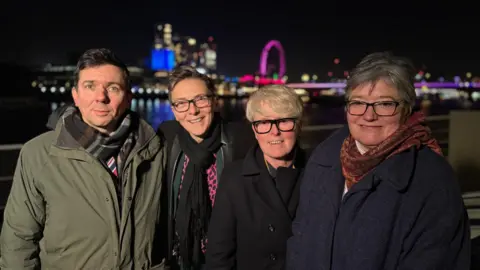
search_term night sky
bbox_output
[1,0,478,80]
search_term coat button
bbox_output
[268,224,275,232]
[270,254,277,261]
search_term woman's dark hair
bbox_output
[167,65,216,100]
[346,52,416,116]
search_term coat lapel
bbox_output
[318,164,345,216]
[243,145,295,224]
[310,126,349,216]
[220,122,233,164]
[252,170,293,223]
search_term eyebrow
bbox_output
[350,95,397,100]
[81,80,123,87]
[106,82,123,87]
[172,94,207,102]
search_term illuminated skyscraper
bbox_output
[197,36,217,74]
[151,23,175,71]
[151,23,217,75]
[205,36,217,73]
[174,36,198,67]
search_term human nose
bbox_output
[187,100,199,114]
[362,104,377,121]
[94,86,109,103]
[269,122,281,135]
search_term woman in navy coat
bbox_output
[287,52,470,270]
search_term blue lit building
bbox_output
[151,48,175,71]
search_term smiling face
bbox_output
[346,79,404,149]
[252,102,299,164]
[170,78,215,142]
[72,64,131,133]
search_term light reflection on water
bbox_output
[49,98,250,131]
[131,98,175,130]
[4,96,476,145]
[47,96,471,131]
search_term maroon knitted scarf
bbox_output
[340,111,443,189]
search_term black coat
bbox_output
[206,144,308,270]
[156,119,255,267]
[287,126,471,270]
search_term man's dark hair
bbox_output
[167,65,216,100]
[74,48,131,90]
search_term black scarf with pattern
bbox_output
[175,114,222,268]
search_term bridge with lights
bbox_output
[238,40,480,90]
[286,82,480,89]
[34,39,480,100]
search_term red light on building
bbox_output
[208,36,214,42]
[334,58,340,64]
[239,74,254,83]
[328,71,333,77]
[344,71,349,77]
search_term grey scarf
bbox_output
[61,105,136,177]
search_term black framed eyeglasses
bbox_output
[171,95,213,112]
[346,100,401,116]
[251,118,298,134]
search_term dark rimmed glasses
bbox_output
[251,118,298,134]
[171,95,213,112]
[346,100,401,116]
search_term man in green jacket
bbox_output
[0,48,167,269]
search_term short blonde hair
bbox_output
[246,85,304,122]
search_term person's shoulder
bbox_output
[46,103,72,130]
[17,131,56,173]
[309,125,349,162]
[408,147,466,219]
[21,131,56,156]
[157,119,178,131]
[415,147,458,189]
[156,120,180,141]
[319,125,349,147]
[396,147,463,212]
[220,159,244,186]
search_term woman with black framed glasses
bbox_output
[156,65,254,270]
[206,85,308,270]
[287,52,470,270]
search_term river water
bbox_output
[0,96,476,145]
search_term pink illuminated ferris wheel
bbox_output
[259,40,286,78]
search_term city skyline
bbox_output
[1,1,478,79]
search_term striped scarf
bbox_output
[61,105,136,179]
